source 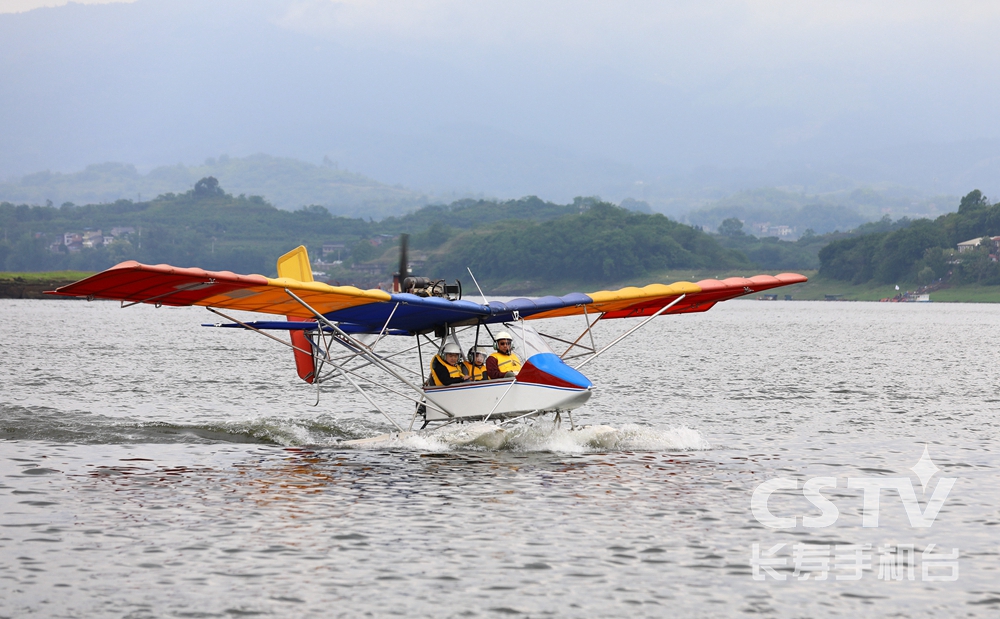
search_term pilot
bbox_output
[486,331,522,379]
[430,342,467,386]
[463,346,490,381]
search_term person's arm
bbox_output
[511,354,522,376]
[485,356,502,379]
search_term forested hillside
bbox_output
[378,196,582,237]
[0,179,747,289]
[0,179,370,275]
[14,175,986,291]
[426,203,749,289]
[818,190,1000,285]
[710,213,916,271]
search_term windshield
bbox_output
[508,322,553,358]
[441,323,554,360]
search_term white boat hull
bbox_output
[422,379,592,421]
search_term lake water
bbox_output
[2,299,999,618]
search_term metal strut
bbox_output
[329,356,454,418]
[499,409,543,426]
[371,302,400,350]
[559,304,600,360]
[574,294,685,370]
[122,280,216,309]
[332,365,405,432]
[282,289,458,419]
[482,376,518,423]
[206,307,314,357]
[300,329,454,420]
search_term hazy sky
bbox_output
[3,0,1000,201]
[309,3,995,144]
[0,0,134,12]
[274,1,1000,137]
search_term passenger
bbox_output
[429,342,467,386]
[486,331,522,379]
[463,346,490,381]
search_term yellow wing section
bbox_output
[528,273,808,320]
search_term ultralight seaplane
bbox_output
[49,242,806,440]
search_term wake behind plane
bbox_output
[49,243,806,442]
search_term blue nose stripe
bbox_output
[524,353,593,389]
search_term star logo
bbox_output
[911,445,940,494]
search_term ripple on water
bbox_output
[3,301,1000,617]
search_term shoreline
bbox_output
[0,275,87,299]
[4,272,1000,303]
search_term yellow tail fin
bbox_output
[277,246,317,383]
[276,245,314,282]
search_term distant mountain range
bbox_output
[0,154,966,236]
[682,187,956,237]
[0,154,437,219]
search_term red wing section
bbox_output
[47,261,270,306]
[598,273,808,319]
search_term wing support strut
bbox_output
[574,294,685,371]
[557,304,600,361]
[206,306,452,424]
[483,376,518,423]
[316,340,454,420]
[206,307,313,357]
[121,280,217,308]
[283,289,458,420]
[331,363,405,432]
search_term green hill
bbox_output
[0,179,749,291]
[0,179,371,275]
[818,190,1000,286]
[425,202,748,293]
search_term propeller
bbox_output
[393,232,459,299]
[395,233,409,293]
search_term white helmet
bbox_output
[442,342,461,355]
[494,331,514,351]
[468,346,490,364]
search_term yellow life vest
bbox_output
[489,351,522,375]
[462,361,488,381]
[430,354,464,386]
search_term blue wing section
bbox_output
[203,292,594,335]
[323,293,491,333]
[205,321,411,336]
[320,293,592,333]
[486,294,591,323]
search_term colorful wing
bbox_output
[47,247,494,332]
[523,273,809,321]
[47,257,393,316]
[49,248,807,332]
